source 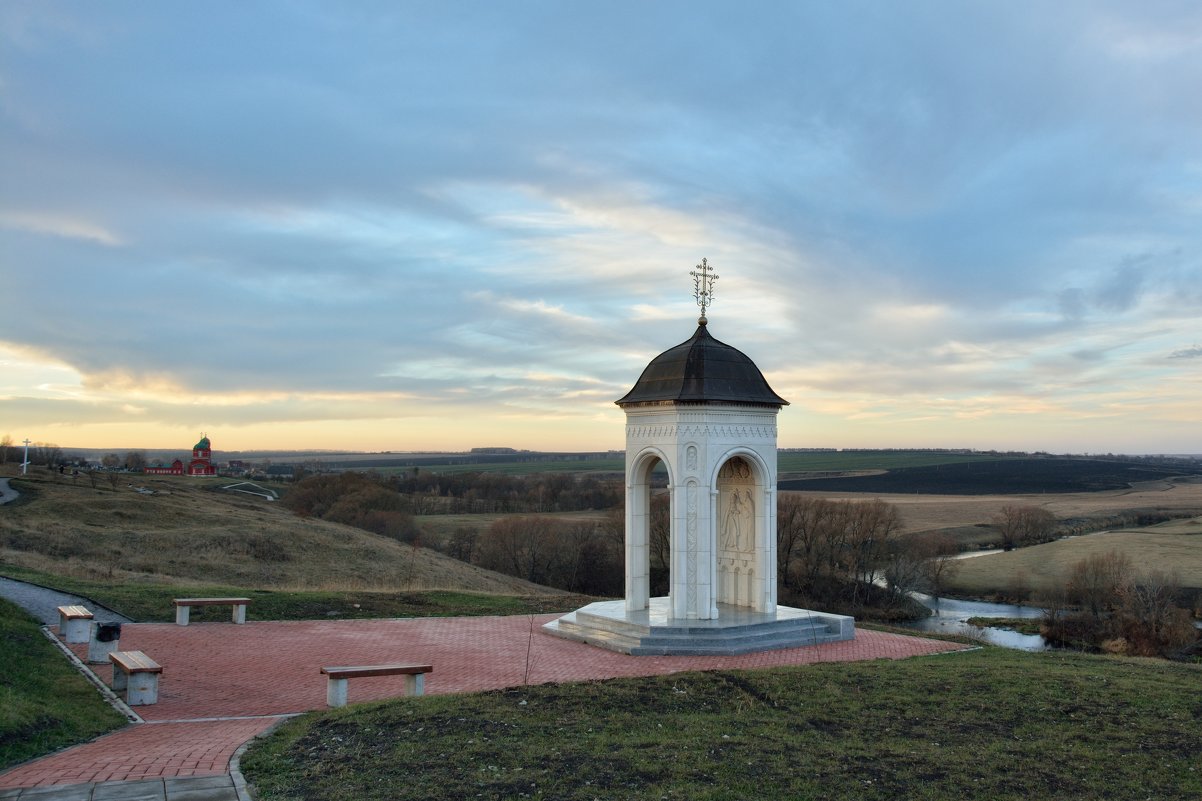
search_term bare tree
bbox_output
[842,499,901,597]
[0,434,11,464]
[475,516,559,584]
[446,526,479,563]
[1066,550,1133,619]
[124,451,147,471]
[776,496,846,589]
[101,453,121,469]
[994,505,1056,550]
[1118,570,1196,656]
[32,442,62,468]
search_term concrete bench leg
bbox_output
[61,617,91,644]
[175,606,190,626]
[404,673,425,696]
[232,604,247,624]
[125,673,159,706]
[327,677,349,708]
[112,665,128,696]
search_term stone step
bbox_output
[546,605,853,656]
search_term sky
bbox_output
[2,2,1201,455]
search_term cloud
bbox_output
[0,3,1200,452]
[0,211,122,245]
[1169,346,1202,360]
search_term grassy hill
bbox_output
[240,647,1202,801]
[0,471,561,599]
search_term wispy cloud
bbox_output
[0,2,1200,453]
[0,211,122,245]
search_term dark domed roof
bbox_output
[194,436,210,450]
[615,321,788,408]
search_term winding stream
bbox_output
[900,592,1049,650]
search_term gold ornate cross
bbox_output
[690,258,719,323]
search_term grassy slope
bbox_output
[946,522,1202,596]
[0,598,126,771]
[241,648,1201,801]
[0,563,591,623]
[0,472,560,596]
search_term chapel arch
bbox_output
[713,450,775,612]
[624,447,673,612]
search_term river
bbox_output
[900,591,1050,650]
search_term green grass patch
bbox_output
[0,564,591,623]
[0,598,127,770]
[240,648,1202,801]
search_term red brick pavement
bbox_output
[1,615,968,788]
[0,718,279,788]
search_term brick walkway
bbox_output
[1,615,968,789]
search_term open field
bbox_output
[0,470,559,597]
[945,519,1202,597]
[784,479,1202,536]
[241,647,1202,801]
[780,457,1202,494]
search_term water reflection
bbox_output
[900,592,1050,651]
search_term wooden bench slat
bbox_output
[110,650,162,674]
[321,664,433,680]
[57,605,93,619]
[173,597,252,606]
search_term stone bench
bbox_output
[56,605,93,644]
[320,664,432,708]
[172,597,251,626]
[109,650,162,706]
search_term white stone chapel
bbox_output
[544,260,854,654]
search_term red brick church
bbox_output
[145,435,218,476]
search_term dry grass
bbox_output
[0,468,559,596]
[945,522,1202,596]
[782,478,1202,534]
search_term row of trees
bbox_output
[284,473,424,544]
[775,496,957,614]
[0,437,62,467]
[473,516,623,596]
[286,470,622,518]
[99,451,149,471]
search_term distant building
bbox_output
[145,435,218,476]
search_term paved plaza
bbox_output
[1,614,969,797]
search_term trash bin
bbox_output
[87,621,122,664]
